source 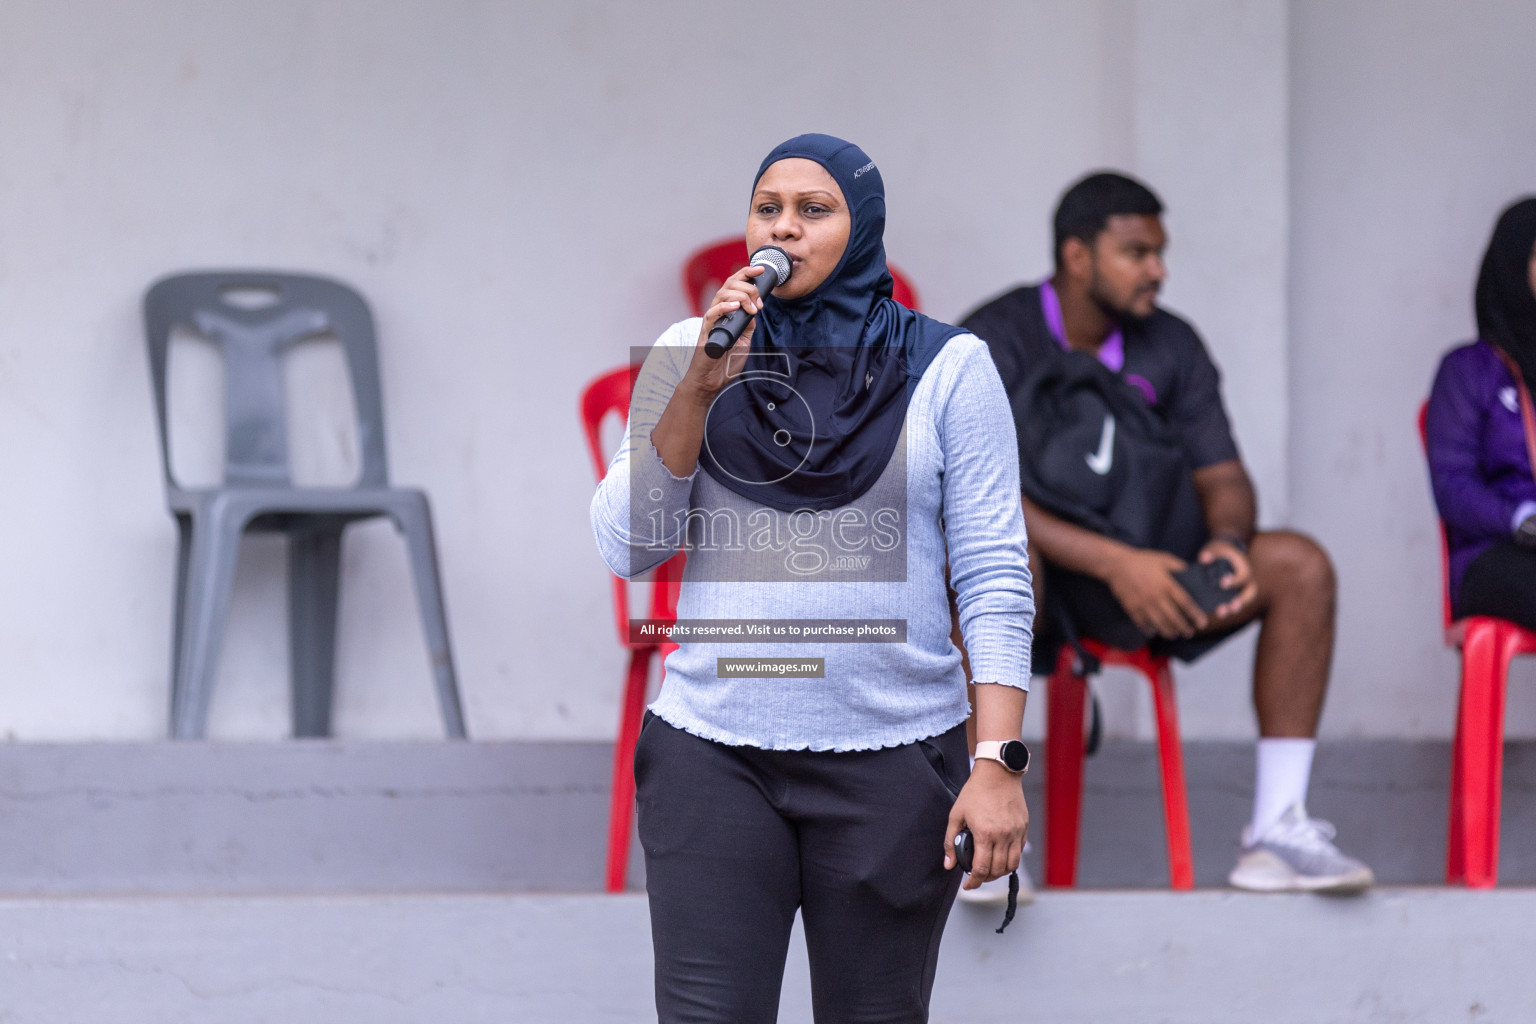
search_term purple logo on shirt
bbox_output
[1041,279,1157,405]
[1126,374,1157,405]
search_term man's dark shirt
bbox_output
[961,282,1244,665]
[960,283,1240,470]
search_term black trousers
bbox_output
[634,713,969,1024]
[1457,540,1536,630]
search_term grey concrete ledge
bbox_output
[0,740,612,893]
[0,889,1532,1023]
[0,739,1534,893]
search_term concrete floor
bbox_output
[2,740,1534,1020]
[0,889,1531,1022]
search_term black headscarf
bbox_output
[1476,197,1536,397]
[699,134,964,512]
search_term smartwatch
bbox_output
[975,739,1030,774]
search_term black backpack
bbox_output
[1010,348,1205,562]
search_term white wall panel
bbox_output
[1,0,1528,742]
[0,0,1119,738]
[1289,0,1536,737]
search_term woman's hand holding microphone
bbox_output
[651,265,768,477]
[688,265,768,389]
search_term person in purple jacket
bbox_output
[1427,197,1536,627]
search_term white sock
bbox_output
[1250,738,1315,838]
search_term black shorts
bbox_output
[1030,562,1249,676]
[1457,540,1536,630]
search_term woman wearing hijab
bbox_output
[590,134,1033,1023]
[1427,197,1536,628]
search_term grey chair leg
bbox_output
[171,503,246,739]
[168,514,193,727]
[289,523,345,738]
[392,495,467,738]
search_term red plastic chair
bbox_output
[682,236,921,316]
[581,365,684,892]
[1418,402,1536,887]
[1045,639,1194,889]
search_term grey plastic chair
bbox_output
[143,270,467,739]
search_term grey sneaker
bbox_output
[957,860,1036,907]
[1228,803,1374,893]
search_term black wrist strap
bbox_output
[996,872,1020,933]
[1212,532,1249,555]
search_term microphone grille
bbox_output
[749,245,793,286]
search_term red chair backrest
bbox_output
[581,364,641,481]
[581,365,642,645]
[579,364,685,647]
[682,236,921,317]
[1418,400,1458,634]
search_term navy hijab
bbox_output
[699,134,964,512]
[1476,197,1536,399]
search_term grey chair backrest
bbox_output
[143,271,391,491]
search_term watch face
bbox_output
[1001,740,1030,773]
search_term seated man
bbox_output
[960,171,1373,893]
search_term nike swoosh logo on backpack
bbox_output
[1085,414,1115,475]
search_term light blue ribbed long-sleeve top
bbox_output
[590,319,1032,751]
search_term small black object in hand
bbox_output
[953,828,1020,934]
[1172,556,1242,615]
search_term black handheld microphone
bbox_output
[704,245,793,358]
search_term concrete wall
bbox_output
[0,0,1527,741]
[3,738,1528,894]
[1089,0,1290,739]
[1289,0,1536,738]
[0,0,1141,740]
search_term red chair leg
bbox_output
[1448,621,1511,888]
[1145,659,1195,890]
[1045,649,1089,888]
[1445,712,1468,885]
[605,550,685,893]
[1475,624,1525,886]
[1481,626,1528,885]
[605,645,655,893]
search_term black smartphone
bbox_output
[954,828,974,873]
[1172,556,1240,615]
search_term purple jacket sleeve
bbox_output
[1426,346,1522,540]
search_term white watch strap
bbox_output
[975,740,1023,772]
